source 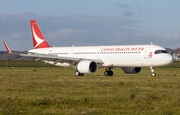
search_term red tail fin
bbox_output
[30,20,50,49]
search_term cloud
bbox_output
[116,3,130,9]
[123,11,134,17]
[115,2,134,17]
[0,12,179,50]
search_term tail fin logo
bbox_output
[32,23,44,48]
[30,20,50,49]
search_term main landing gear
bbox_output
[150,66,156,77]
[75,67,156,77]
[75,70,84,76]
[104,67,113,76]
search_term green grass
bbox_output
[0,61,180,114]
[0,67,180,115]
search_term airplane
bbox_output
[3,20,174,77]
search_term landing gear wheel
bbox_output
[104,70,113,76]
[104,71,109,76]
[152,72,156,77]
[80,73,84,76]
[75,70,80,76]
[75,70,84,76]
[109,70,113,76]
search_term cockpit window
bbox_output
[154,50,168,54]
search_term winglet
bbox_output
[3,41,11,53]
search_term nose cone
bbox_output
[165,54,174,65]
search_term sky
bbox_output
[0,0,180,50]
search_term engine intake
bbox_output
[77,60,98,73]
[121,67,142,74]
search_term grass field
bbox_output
[0,61,180,114]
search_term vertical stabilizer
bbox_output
[30,20,50,49]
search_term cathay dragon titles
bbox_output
[3,20,174,77]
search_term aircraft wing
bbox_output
[20,53,103,64]
[3,41,103,65]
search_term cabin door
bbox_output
[144,47,151,59]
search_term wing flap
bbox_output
[20,54,79,61]
[20,53,103,64]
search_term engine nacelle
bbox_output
[77,60,98,73]
[121,67,142,74]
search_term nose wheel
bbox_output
[150,67,156,77]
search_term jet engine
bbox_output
[121,67,142,74]
[77,60,98,73]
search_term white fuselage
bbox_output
[28,45,174,67]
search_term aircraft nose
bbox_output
[166,54,174,64]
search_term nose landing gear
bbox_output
[150,66,156,77]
